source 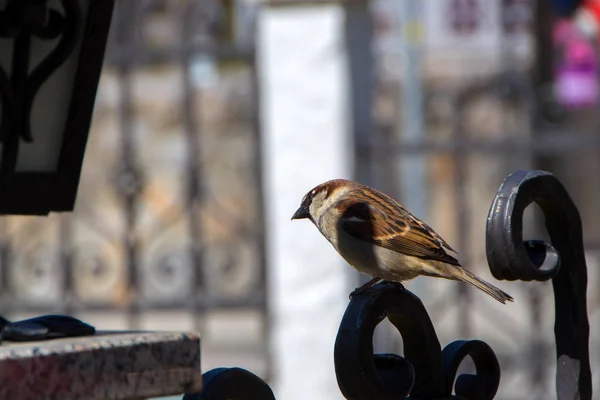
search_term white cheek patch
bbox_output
[310,187,351,225]
[309,201,319,216]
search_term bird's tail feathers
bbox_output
[454,267,513,304]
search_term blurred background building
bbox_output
[2,0,600,399]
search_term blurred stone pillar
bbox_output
[257,1,373,399]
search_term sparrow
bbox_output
[291,179,513,304]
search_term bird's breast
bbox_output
[317,219,421,281]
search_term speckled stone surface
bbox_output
[0,331,202,400]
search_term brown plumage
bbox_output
[292,179,513,304]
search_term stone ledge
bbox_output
[0,331,202,400]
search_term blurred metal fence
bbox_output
[0,0,268,373]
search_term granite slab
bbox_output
[0,331,202,400]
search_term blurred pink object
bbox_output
[553,18,599,108]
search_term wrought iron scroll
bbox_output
[334,284,500,399]
[486,170,592,400]
[183,367,276,400]
[0,0,81,171]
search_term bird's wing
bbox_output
[335,198,460,266]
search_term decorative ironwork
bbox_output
[486,170,592,399]
[0,0,264,303]
[0,0,81,165]
[183,367,276,400]
[334,283,500,399]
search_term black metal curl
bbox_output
[0,314,95,344]
[0,0,81,157]
[334,284,501,399]
[486,170,592,400]
[183,367,276,400]
[442,340,500,400]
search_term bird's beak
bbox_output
[291,205,310,220]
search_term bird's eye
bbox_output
[311,190,316,196]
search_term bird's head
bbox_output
[292,179,355,223]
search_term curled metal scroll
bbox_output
[486,170,591,399]
[183,367,276,400]
[334,284,501,399]
[442,340,500,399]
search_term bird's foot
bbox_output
[349,277,385,299]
